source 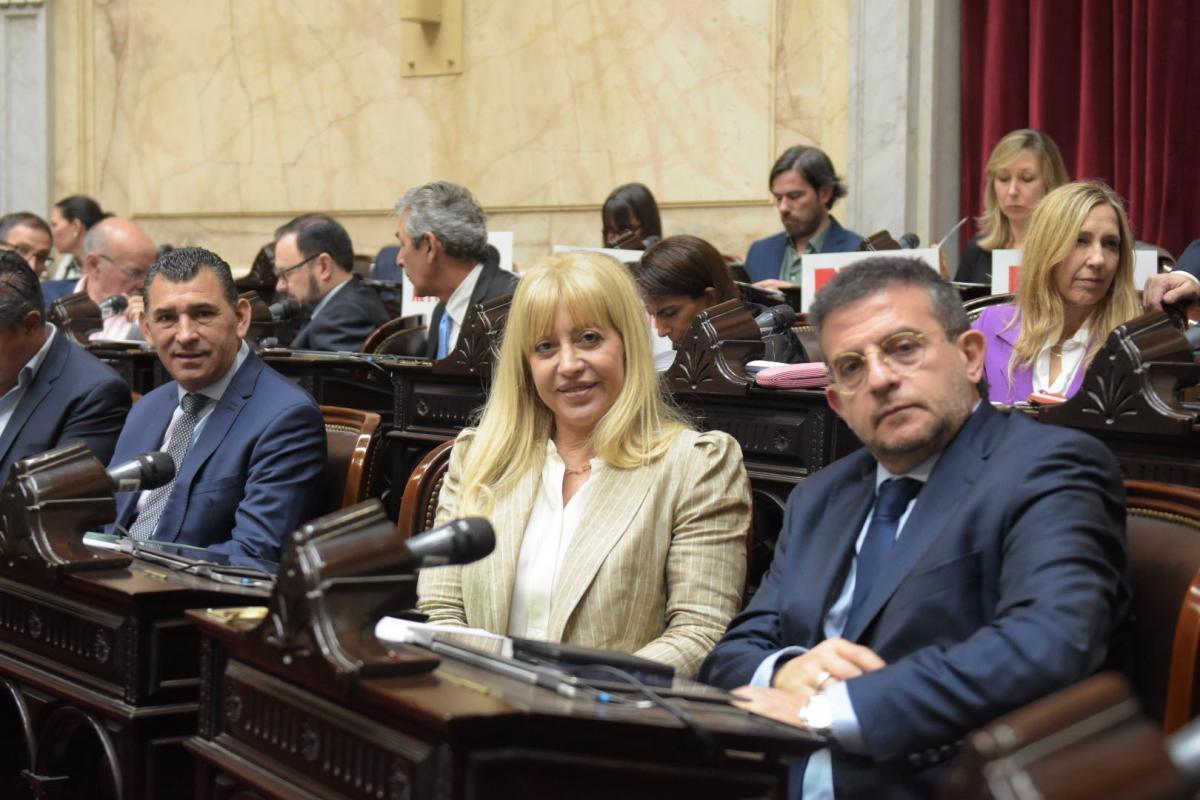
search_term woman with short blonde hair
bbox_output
[956,129,1070,284]
[972,180,1141,403]
[418,251,749,678]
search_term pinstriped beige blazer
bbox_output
[416,427,749,678]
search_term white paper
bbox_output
[800,248,941,312]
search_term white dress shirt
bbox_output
[1032,324,1090,395]
[507,439,602,639]
[440,264,484,354]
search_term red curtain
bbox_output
[961,0,1200,258]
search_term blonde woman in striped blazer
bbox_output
[417,251,749,678]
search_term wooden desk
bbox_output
[0,558,266,800]
[187,610,822,800]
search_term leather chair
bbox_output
[361,316,429,358]
[1126,479,1200,733]
[396,440,454,541]
[320,406,383,514]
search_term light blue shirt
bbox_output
[750,452,940,799]
[0,326,57,440]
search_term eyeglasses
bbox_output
[828,330,957,395]
[0,240,52,270]
[275,253,318,280]
[97,253,149,283]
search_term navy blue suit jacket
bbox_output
[109,350,326,562]
[744,217,864,283]
[700,403,1129,797]
[0,331,130,483]
[1174,238,1200,280]
[291,275,391,352]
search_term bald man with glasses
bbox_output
[75,217,157,341]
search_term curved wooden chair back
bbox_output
[361,316,428,357]
[47,291,101,344]
[320,405,383,513]
[1125,479,1200,734]
[396,440,455,541]
[963,292,1015,323]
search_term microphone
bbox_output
[107,451,176,493]
[897,233,921,249]
[755,304,796,336]
[98,295,128,318]
[404,517,495,568]
[269,296,302,321]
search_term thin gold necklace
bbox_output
[563,463,592,476]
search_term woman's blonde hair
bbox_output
[455,251,688,516]
[978,129,1070,251]
[1006,180,1140,379]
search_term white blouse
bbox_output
[507,440,603,639]
[1032,324,1090,395]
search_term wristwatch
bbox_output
[801,691,834,736]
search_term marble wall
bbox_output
[51,0,852,271]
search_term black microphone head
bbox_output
[99,295,129,317]
[408,517,495,566]
[269,296,302,321]
[138,451,176,490]
[898,233,921,249]
[755,304,796,333]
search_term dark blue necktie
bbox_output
[847,477,923,632]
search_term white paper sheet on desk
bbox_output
[375,616,513,656]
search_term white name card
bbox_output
[800,248,941,312]
[552,244,646,264]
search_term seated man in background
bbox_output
[1143,237,1200,310]
[76,217,158,340]
[701,257,1129,798]
[0,212,53,277]
[0,251,130,483]
[109,247,326,561]
[394,181,518,359]
[273,213,389,351]
[745,145,863,291]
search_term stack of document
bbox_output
[754,362,830,389]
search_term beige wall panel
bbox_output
[55,1,853,269]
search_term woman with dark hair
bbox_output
[631,235,738,344]
[601,183,662,250]
[49,194,109,279]
[955,129,1069,284]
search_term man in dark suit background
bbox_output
[701,257,1128,798]
[109,246,325,561]
[744,145,864,291]
[1143,237,1200,310]
[0,251,130,483]
[273,213,390,352]
[393,181,519,360]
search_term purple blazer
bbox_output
[972,305,1088,404]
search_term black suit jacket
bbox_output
[1175,238,1200,280]
[0,331,131,483]
[425,260,519,359]
[700,403,1129,798]
[291,275,391,353]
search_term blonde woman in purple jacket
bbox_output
[972,181,1140,404]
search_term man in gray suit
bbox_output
[394,181,518,359]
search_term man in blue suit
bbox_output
[701,257,1128,798]
[744,145,864,290]
[1143,237,1200,310]
[0,251,130,483]
[109,247,325,562]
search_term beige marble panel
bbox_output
[55,0,853,267]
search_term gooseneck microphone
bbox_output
[404,517,495,569]
[754,304,796,336]
[269,296,302,321]
[107,451,176,493]
[98,295,129,318]
[897,233,921,249]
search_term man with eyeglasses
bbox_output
[74,217,157,341]
[0,212,53,278]
[272,214,389,352]
[700,257,1128,798]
